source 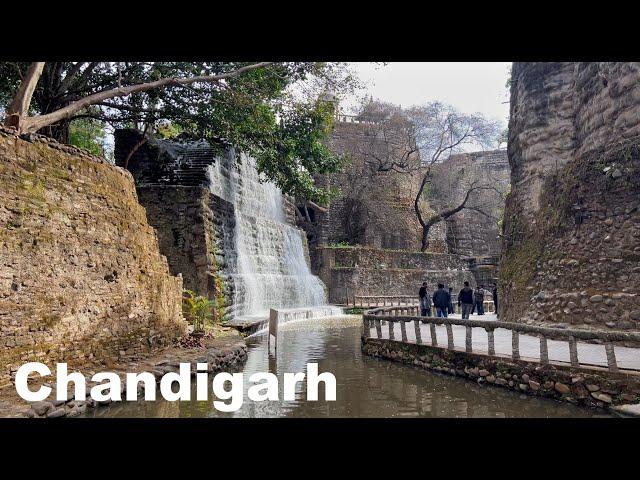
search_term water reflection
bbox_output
[86,317,609,418]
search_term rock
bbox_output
[46,408,66,418]
[486,375,496,383]
[529,380,541,391]
[495,378,508,386]
[555,382,570,395]
[31,401,53,416]
[589,295,603,303]
[591,392,612,404]
[519,383,529,391]
[478,369,490,377]
[543,381,555,390]
[521,374,530,383]
[620,393,637,402]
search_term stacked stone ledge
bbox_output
[21,339,248,418]
[0,127,189,385]
[362,337,640,410]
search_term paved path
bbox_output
[365,313,640,371]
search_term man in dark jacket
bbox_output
[458,281,474,320]
[432,283,450,318]
[418,282,431,317]
[473,286,485,315]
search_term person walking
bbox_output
[458,281,474,320]
[432,283,450,318]
[474,286,485,315]
[418,282,431,318]
[448,287,455,315]
[492,283,498,318]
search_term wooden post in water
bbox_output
[268,308,278,352]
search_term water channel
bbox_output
[86,317,610,418]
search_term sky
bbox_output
[343,62,512,126]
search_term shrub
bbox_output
[182,290,215,333]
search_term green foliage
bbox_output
[345,307,364,314]
[0,62,362,203]
[68,116,107,157]
[182,290,215,333]
[328,241,354,248]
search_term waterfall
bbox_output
[208,149,335,323]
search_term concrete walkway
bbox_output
[366,313,640,371]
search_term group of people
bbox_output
[418,282,498,320]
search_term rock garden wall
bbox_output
[0,128,186,385]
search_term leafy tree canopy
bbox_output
[0,62,361,202]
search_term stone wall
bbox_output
[0,129,186,384]
[362,337,640,409]
[134,186,235,321]
[316,246,474,304]
[501,62,640,330]
[431,150,510,258]
[305,121,447,253]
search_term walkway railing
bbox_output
[363,306,640,373]
[353,295,418,307]
[352,295,494,313]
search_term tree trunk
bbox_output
[420,225,430,252]
[4,62,45,132]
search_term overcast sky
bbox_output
[344,62,512,126]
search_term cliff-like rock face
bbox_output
[0,129,186,384]
[430,150,510,286]
[500,62,640,330]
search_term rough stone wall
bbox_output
[501,62,640,330]
[431,150,510,258]
[115,130,235,319]
[363,337,640,409]
[316,246,474,304]
[430,150,510,286]
[134,186,235,321]
[0,129,186,384]
[307,121,447,253]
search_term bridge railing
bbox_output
[363,306,640,373]
[352,295,495,313]
[352,295,419,307]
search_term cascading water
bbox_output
[208,149,340,325]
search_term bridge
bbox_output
[361,305,640,414]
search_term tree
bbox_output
[351,99,503,251]
[0,61,361,203]
[68,112,109,157]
